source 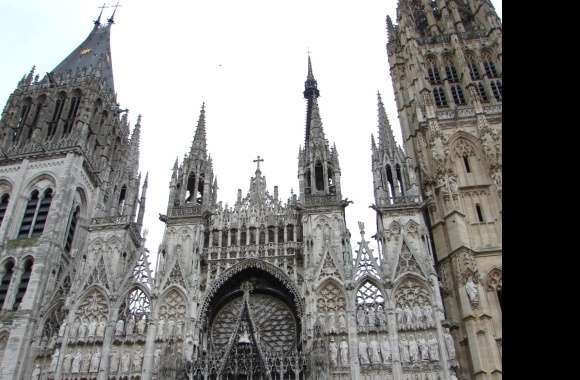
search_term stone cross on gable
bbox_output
[253,155,264,172]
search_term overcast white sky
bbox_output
[0,1,501,271]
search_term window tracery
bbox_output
[316,281,346,313]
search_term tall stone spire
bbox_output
[377,92,396,154]
[308,98,326,144]
[190,103,207,157]
[303,55,320,146]
[129,115,142,172]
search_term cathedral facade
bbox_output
[0,1,501,380]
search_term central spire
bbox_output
[303,54,321,147]
[190,102,207,156]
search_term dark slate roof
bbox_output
[51,23,115,91]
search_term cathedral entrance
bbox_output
[193,267,305,379]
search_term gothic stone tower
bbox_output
[0,12,152,380]
[385,1,502,379]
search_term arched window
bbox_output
[477,82,489,103]
[249,227,256,245]
[466,54,481,81]
[28,95,46,140]
[118,288,151,335]
[482,52,499,78]
[451,84,466,105]
[118,185,127,215]
[240,227,247,246]
[203,230,210,248]
[0,194,9,227]
[396,164,405,196]
[0,260,15,309]
[475,203,485,222]
[13,258,33,310]
[490,80,502,101]
[65,205,80,253]
[196,173,205,205]
[62,90,81,136]
[47,92,66,138]
[463,155,471,173]
[328,167,336,194]
[230,228,238,246]
[259,228,266,245]
[212,229,219,247]
[444,57,460,83]
[186,172,196,202]
[305,169,312,194]
[16,98,32,141]
[433,87,448,107]
[221,229,228,247]
[356,280,385,307]
[267,226,275,243]
[287,224,294,242]
[278,225,284,243]
[31,188,53,238]
[426,57,441,84]
[315,161,324,191]
[386,165,396,198]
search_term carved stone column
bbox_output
[141,317,157,380]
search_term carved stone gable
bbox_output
[318,251,342,281]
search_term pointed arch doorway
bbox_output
[197,267,304,379]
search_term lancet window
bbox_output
[118,288,151,335]
[490,80,502,101]
[16,98,32,141]
[328,167,336,194]
[466,53,481,81]
[482,52,499,78]
[433,87,448,107]
[65,205,80,253]
[28,95,46,139]
[230,228,238,246]
[315,161,324,191]
[0,259,15,309]
[62,89,81,135]
[0,193,9,227]
[477,82,489,103]
[118,185,127,215]
[396,164,405,196]
[426,57,441,84]
[287,224,294,241]
[451,84,466,106]
[13,258,33,310]
[47,92,66,138]
[18,188,53,239]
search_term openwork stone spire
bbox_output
[377,92,396,154]
[190,102,207,156]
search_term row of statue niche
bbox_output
[328,337,350,367]
[115,316,148,337]
[358,334,392,365]
[109,349,144,374]
[396,303,435,331]
[65,317,106,341]
[40,348,103,375]
[356,305,388,332]
[155,318,185,340]
[314,311,348,335]
[397,333,441,364]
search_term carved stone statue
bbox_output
[167,319,175,337]
[90,351,101,372]
[126,316,136,335]
[418,336,429,361]
[423,305,434,328]
[340,339,349,366]
[110,351,120,373]
[444,329,456,360]
[63,353,73,373]
[377,307,387,331]
[338,313,347,333]
[153,348,161,371]
[428,334,439,361]
[396,306,404,327]
[465,277,480,307]
[409,336,419,363]
[71,319,81,340]
[96,319,106,337]
[157,319,165,339]
[133,350,143,370]
[50,348,60,372]
[121,352,131,373]
[78,319,88,339]
[358,340,370,365]
[367,307,377,330]
[399,337,410,363]
[329,338,339,367]
[58,322,66,337]
[381,337,391,363]
[403,305,414,330]
[88,319,97,337]
[115,319,125,336]
[81,352,90,373]
[136,316,146,335]
[32,364,41,379]
[71,351,82,373]
[413,304,423,329]
[369,337,381,364]
[357,308,367,330]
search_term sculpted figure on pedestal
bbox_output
[418,335,429,361]
[133,349,143,370]
[338,313,347,333]
[90,351,101,372]
[413,305,423,329]
[154,348,161,371]
[58,322,66,337]
[329,338,339,367]
[381,337,391,362]
[88,318,97,337]
[428,334,439,361]
[50,348,59,372]
[96,319,106,337]
[71,351,82,373]
[32,364,41,379]
[423,305,433,328]
[110,350,120,373]
[465,277,480,307]
[369,336,381,364]
[115,319,125,336]
[404,306,414,330]
[409,336,419,363]
[444,329,456,360]
[157,319,165,340]
[399,337,410,363]
[136,316,146,335]
[126,316,136,335]
[357,307,367,331]
[377,306,387,331]
[121,351,131,373]
[63,353,73,373]
[340,339,349,366]
[359,340,370,365]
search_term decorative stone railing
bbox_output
[304,194,339,207]
[377,195,421,208]
[168,205,203,217]
[91,215,129,226]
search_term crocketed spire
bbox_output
[190,103,207,156]
[377,92,396,154]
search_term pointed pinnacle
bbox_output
[309,98,325,141]
[95,3,106,25]
[191,103,207,154]
[307,54,314,81]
